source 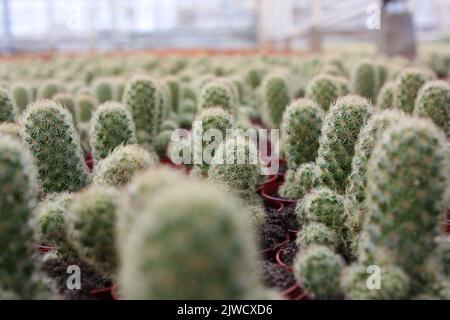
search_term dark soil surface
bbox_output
[279,241,298,267]
[41,257,112,300]
[260,261,296,291]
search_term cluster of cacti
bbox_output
[0,86,16,122]
[306,74,342,111]
[279,162,319,199]
[350,60,379,102]
[262,73,290,127]
[22,100,90,193]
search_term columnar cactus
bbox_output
[75,93,96,123]
[393,68,429,113]
[0,86,16,122]
[93,78,114,104]
[10,83,30,112]
[262,73,290,127]
[306,74,341,111]
[377,82,395,110]
[296,222,338,252]
[154,130,173,158]
[90,101,137,162]
[198,79,236,113]
[65,185,120,277]
[279,162,319,199]
[119,181,260,299]
[93,144,156,187]
[208,136,261,205]
[316,95,373,193]
[164,76,180,112]
[414,80,450,136]
[22,100,90,193]
[124,75,161,147]
[0,122,21,140]
[53,92,76,118]
[192,107,235,175]
[351,60,379,102]
[364,117,448,294]
[293,245,343,299]
[39,81,60,99]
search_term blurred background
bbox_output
[0,0,449,55]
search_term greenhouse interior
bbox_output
[0,0,449,302]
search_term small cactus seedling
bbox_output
[281,98,324,170]
[394,68,428,113]
[316,95,373,193]
[296,222,338,252]
[75,93,96,123]
[262,73,290,127]
[0,86,16,122]
[90,101,137,162]
[124,75,161,147]
[93,78,114,104]
[351,60,379,102]
[279,162,319,199]
[414,80,450,136]
[198,79,236,113]
[66,185,120,277]
[22,100,90,193]
[377,82,395,110]
[118,180,260,299]
[293,245,343,299]
[306,74,341,111]
[93,144,156,187]
[10,83,30,112]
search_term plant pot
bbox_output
[37,245,56,254]
[90,286,116,300]
[260,175,297,209]
[85,152,94,171]
[446,222,450,234]
[276,243,293,272]
[281,283,308,300]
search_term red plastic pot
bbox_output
[85,152,94,172]
[446,222,450,234]
[260,175,297,209]
[281,283,308,300]
[275,243,293,272]
[37,245,56,254]
[90,286,116,300]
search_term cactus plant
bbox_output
[93,78,114,104]
[10,82,30,112]
[118,180,260,299]
[198,79,236,113]
[65,185,120,276]
[262,73,290,127]
[53,92,76,118]
[364,117,448,294]
[93,144,156,187]
[0,86,16,123]
[306,74,341,111]
[192,107,235,175]
[293,245,343,299]
[414,80,450,136]
[154,130,173,158]
[22,100,90,193]
[296,222,338,252]
[164,76,180,112]
[124,75,161,147]
[0,122,21,140]
[316,95,373,193]
[350,60,379,102]
[90,101,137,162]
[75,93,96,123]
[393,68,428,113]
[279,162,319,199]
[39,81,60,99]
[377,82,395,110]
[281,98,324,170]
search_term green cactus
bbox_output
[22,100,90,193]
[281,98,324,170]
[0,86,16,123]
[208,136,261,205]
[306,74,341,111]
[414,80,450,136]
[293,245,343,299]
[160,119,178,131]
[192,107,235,175]
[351,60,379,102]
[165,76,180,112]
[296,222,338,252]
[65,185,120,277]
[0,122,21,140]
[262,73,290,127]
[245,67,263,89]
[279,162,319,199]
[377,82,395,110]
[93,78,114,104]
[75,93,96,123]
[124,76,161,147]
[53,92,76,119]
[118,180,260,299]
[364,117,448,294]
[39,81,60,99]
[341,264,410,300]
[316,95,373,193]
[90,101,137,162]
[10,83,30,112]
[154,130,173,158]
[393,68,428,113]
[198,79,236,113]
[93,144,156,187]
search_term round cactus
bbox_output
[198,79,236,113]
[365,117,448,293]
[53,92,76,118]
[118,181,260,299]
[0,86,16,122]
[124,75,161,147]
[164,76,180,112]
[351,60,379,102]
[160,119,178,131]
[377,82,395,110]
[39,81,60,99]
[341,264,410,300]
[316,95,373,193]
[296,222,338,252]
[93,144,156,187]
[192,106,235,175]
[293,245,343,299]
[22,100,90,193]
[414,80,450,136]
[0,122,21,140]
[75,93,96,123]
[65,185,120,276]
[393,68,429,113]
[306,74,341,111]
[279,162,319,199]
[93,78,114,104]
[154,130,173,158]
[281,98,324,170]
[10,83,30,112]
[90,101,137,162]
[262,73,290,127]
[208,136,261,205]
